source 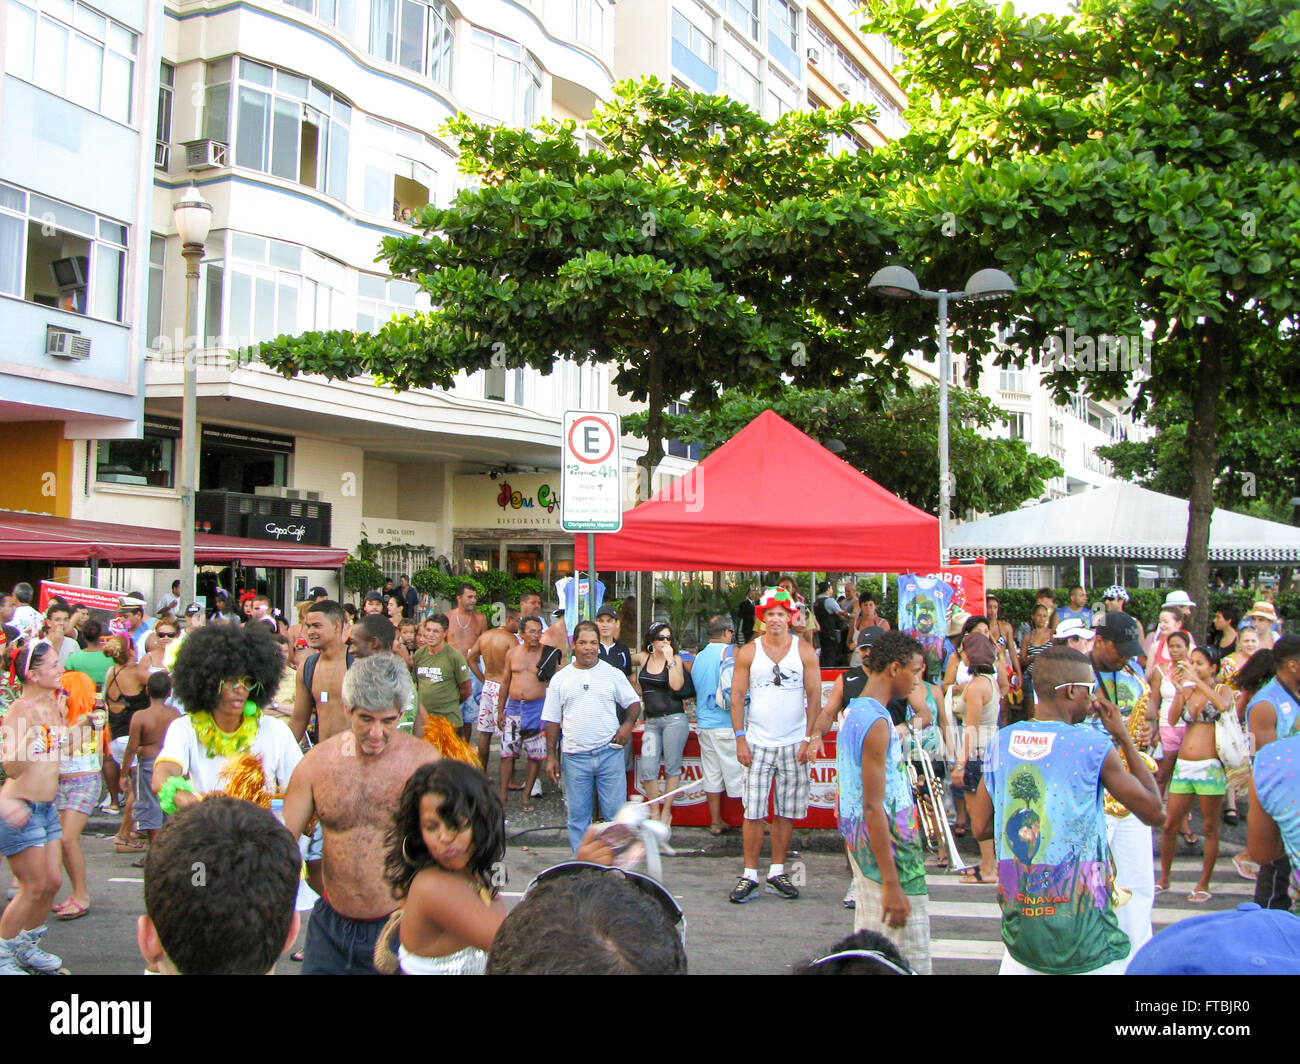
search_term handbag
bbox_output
[1214,691,1250,772]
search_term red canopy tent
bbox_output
[0,510,348,568]
[574,409,939,572]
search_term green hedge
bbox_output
[984,587,1296,632]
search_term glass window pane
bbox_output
[0,184,25,213]
[390,279,418,303]
[204,82,230,141]
[160,60,174,86]
[227,268,252,343]
[107,22,135,54]
[0,214,23,297]
[74,4,105,37]
[270,96,300,179]
[34,17,68,95]
[30,195,95,235]
[240,58,273,86]
[369,0,396,62]
[231,232,266,262]
[235,86,270,170]
[203,262,224,343]
[277,70,309,99]
[276,275,299,334]
[146,239,164,345]
[5,3,36,81]
[268,240,301,269]
[326,121,348,200]
[364,166,391,216]
[91,244,124,320]
[398,0,424,72]
[254,271,275,339]
[357,273,386,298]
[98,219,127,244]
[336,0,355,36]
[102,50,132,123]
[66,34,102,110]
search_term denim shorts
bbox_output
[0,799,62,857]
[639,712,690,782]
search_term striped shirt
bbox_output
[542,660,641,754]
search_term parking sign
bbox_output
[562,410,622,532]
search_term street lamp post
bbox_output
[868,266,1017,564]
[173,186,213,612]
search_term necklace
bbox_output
[192,707,261,759]
[453,610,472,631]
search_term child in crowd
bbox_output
[121,672,181,865]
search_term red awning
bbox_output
[575,410,940,572]
[0,510,347,568]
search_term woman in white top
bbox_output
[953,632,1000,885]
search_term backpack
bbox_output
[716,645,748,715]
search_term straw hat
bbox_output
[1244,601,1278,625]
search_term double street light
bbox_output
[173,185,214,612]
[868,265,1017,564]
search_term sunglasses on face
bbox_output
[220,676,255,691]
[1053,680,1098,696]
[526,862,685,943]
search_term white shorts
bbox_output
[697,729,744,798]
[998,948,1129,976]
[476,680,501,735]
[109,735,129,766]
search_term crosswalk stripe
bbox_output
[931,938,1004,960]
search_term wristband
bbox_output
[733,729,746,739]
[159,776,197,815]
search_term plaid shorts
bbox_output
[852,863,932,975]
[57,772,102,816]
[741,742,809,821]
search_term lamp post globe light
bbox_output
[868,266,1017,563]
[173,186,214,613]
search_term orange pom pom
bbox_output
[217,752,272,808]
[421,714,481,767]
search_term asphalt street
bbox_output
[33,803,1251,976]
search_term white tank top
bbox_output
[747,636,808,748]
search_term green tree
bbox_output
[1009,770,1041,811]
[855,0,1300,632]
[626,383,1061,514]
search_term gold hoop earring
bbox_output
[402,836,420,864]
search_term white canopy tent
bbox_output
[947,482,1300,583]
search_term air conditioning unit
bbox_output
[46,325,91,360]
[183,138,228,171]
[155,141,170,170]
[836,81,851,94]
[806,46,820,64]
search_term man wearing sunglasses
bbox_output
[727,587,822,903]
[968,645,1162,974]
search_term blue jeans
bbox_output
[561,746,627,854]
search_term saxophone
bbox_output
[1103,682,1155,819]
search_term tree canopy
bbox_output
[624,383,1061,515]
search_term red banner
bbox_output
[925,559,986,618]
[39,581,127,614]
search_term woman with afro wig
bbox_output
[151,624,303,813]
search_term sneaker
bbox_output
[728,877,760,904]
[13,926,62,974]
[843,883,856,909]
[0,939,28,976]
[765,873,800,900]
[530,779,543,799]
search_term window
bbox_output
[365,156,435,222]
[206,59,351,201]
[1004,566,1035,590]
[768,0,798,58]
[724,0,758,40]
[368,0,452,86]
[146,234,165,347]
[470,31,542,124]
[284,0,357,36]
[1006,411,1029,440]
[356,273,421,332]
[0,182,128,322]
[721,38,760,110]
[666,401,700,460]
[863,33,900,73]
[156,61,173,168]
[547,0,604,49]
[867,79,906,138]
[766,71,795,118]
[673,2,715,66]
[998,368,1027,394]
[6,0,137,123]
[832,42,869,105]
[97,418,178,487]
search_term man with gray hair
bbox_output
[282,653,439,974]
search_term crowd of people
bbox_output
[0,571,1295,976]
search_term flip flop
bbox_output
[54,899,89,921]
[936,856,950,870]
[114,835,145,853]
[708,824,734,836]
[290,948,304,962]
[1187,889,1213,903]
[952,823,969,838]
[1154,883,1168,895]
[1233,855,1259,881]
[958,869,992,885]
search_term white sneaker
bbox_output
[0,938,28,975]
[843,883,857,909]
[13,926,62,973]
[530,779,542,798]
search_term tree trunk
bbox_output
[1182,334,1222,635]
[636,345,667,635]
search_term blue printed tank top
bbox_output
[1253,733,1300,899]
[1247,678,1300,741]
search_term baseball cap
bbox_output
[309,586,328,599]
[1162,590,1197,608]
[185,603,202,615]
[364,591,384,602]
[1126,903,1300,975]
[1053,618,1095,641]
[595,604,619,619]
[1092,611,1142,658]
[857,625,885,649]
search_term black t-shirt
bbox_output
[401,586,420,618]
[814,595,844,638]
[738,599,756,642]
[598,640,633,675]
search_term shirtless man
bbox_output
[290,600,352,743]
[497,616,550,809]
[283,653,439,975]
[120,672,181,850]
[466,608,519,769]
[445,583,488,741]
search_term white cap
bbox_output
[1162,590,1197,608]
[1053,618,1096,641]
